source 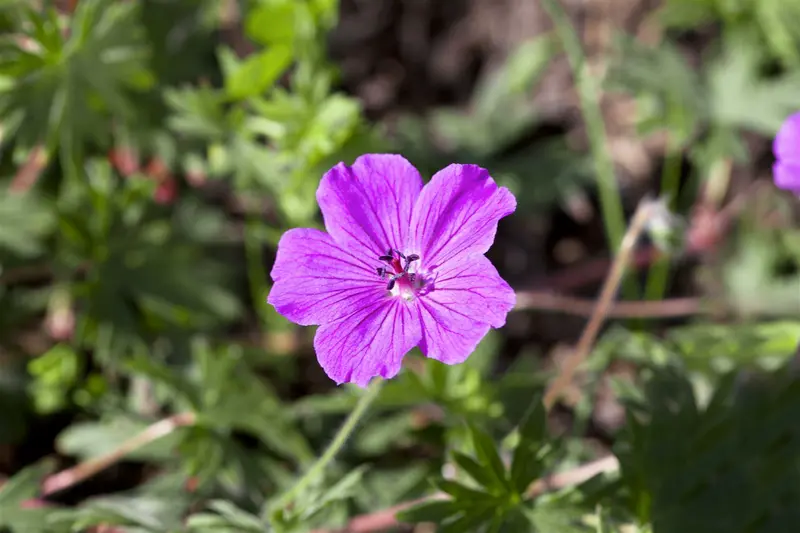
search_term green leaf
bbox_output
[246,0,297,45]
[0,188,54,256]
[518,396,547,444]
[510,396,547,494]
[606,34,703,145]
[524,503,588,533]
[708,36,800,135]
[396,500,461,524]
[225,45,293,100]
[474,34,557,118]
[318,465,368,504]
[27,343,81,415]
[440,503,497,533]
[451,451,498,490]
[657,0,717,29]
[0,460,53,507]
[67,494,189,531]
[296,465,370,520]
[204,500,265,531]
[0,0,152,156]
[434,479,492,502]
[469,425,509,491]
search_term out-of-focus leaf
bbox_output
[452,451,498,490]
[510,397,548,494]
[246,0,296,45]
[657,0,717,28]
[27,344,81,415]
[524,502,589,532]
[474,34,558,118]
[0,188,54,256]
[64,494,190,531]
[0,460,54,507]
[397,499,462,524]
[721,228,800,317]
[224,45,293,100]
[0,1,153,156]
[615,361,800,531]
[434,479,491,501]
[708,37,800,134]
[606,34,703,145]
[187,500,265,532]
[468,425,509,491]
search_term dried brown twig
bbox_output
[543,199,658,410]
[515,291,701,318]
[41,412,196,496]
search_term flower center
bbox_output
[376,249,421,301]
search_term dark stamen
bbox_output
[376,248,421,291]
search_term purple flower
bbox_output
[267,154,516,387]
[774,112,800,195]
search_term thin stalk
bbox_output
[644,141,682,301]
[540,0,638,301]
[543,199,657,411]
[244,216,272,326]
[540,0,626,249]
[272,379,384,512]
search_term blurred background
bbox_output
[1,0,800,532]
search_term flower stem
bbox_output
[273,379,383,512]
[644,141,682,301]
[540,0,638,300]
[244,216,272,327]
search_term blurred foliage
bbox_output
[655,0,800,67]
[608,31,800,180]
[396,34,594,212]
[0,1,798,533]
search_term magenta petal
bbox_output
[268,228,384,326]
[774,160,800,192]
[410,164,516,269]
[314,298,422,387]
[317,154,424,258]
[418,256,515,365]
[774,112,800,163]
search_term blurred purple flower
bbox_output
[268,154,516,387]
[773,112,800,195]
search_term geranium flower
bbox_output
[268,154,516,387]
[773,112,800,195]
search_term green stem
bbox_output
[540,0,626,250]
[244,216,270,326]
[644,143,682,301]
[540,0,637,299]
[273,379,383,511]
